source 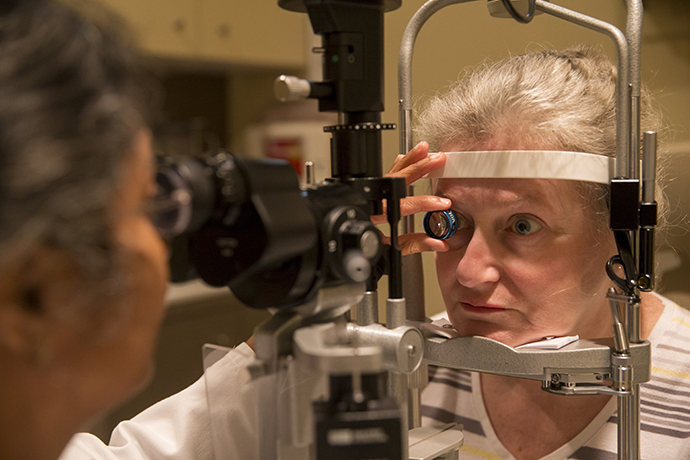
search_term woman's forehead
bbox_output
[434,178,580,213]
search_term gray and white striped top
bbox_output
[421,295,690,459]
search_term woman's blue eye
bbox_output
[511,217,541,235]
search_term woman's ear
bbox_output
[0,245,85,362]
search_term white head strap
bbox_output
[426,150,615,184]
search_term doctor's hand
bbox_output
[371,141,451,255]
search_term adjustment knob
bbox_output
[342,250,370,282]
[338,222,380,282]
[274,75,310,102]
[341,222,381,261]
[325,207,382,283]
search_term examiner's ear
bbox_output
[0,245,85,362]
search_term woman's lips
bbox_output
[460,302,507,313]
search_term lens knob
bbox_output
[274,75,310,102]
[342,249,370,282]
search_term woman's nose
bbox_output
[455,230,500,288]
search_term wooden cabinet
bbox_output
[94,0,307,68]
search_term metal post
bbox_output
[387,297,409,460]
[535,0,630,177]
[357,291,379,326]
[625,295,642,460]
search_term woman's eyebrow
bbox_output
[437,188,563,216]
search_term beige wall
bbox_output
[376,0,690,315]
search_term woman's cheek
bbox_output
[434,251,458,302]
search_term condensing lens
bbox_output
[423,210,458,240]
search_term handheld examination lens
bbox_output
[423,210,458,240]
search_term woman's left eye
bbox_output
[510,217,542,236]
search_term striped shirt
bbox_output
[420,295,690,459]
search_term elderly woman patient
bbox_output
[393,47,690,459]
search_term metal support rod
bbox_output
[609,288,636,460]
[402,192,426,324]
[626,299,642,345]
[357,291,379,326]
[387,297,407,329]
[626,0,643,180]
[618,396,630,460]
[625,387,640,460]
[386,297,409,458]
[638,132,658,291]
[402,253,427,322]
[387,194,404,299]
[408,365,428,428]
[390,371,409,460]
[626,1,642,101]
[398,0,479,156]
[641,132,658,203]
[608,292,631,354]
[408,382,422,429]
[535,0,631,178]
[399,98,414,157]
[626,296,642,460]
[625,7,644,458]
[630,93,640,179]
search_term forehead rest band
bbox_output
[425,150,614,184]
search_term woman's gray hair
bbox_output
[0,0,158,280]
[415,45,665,232]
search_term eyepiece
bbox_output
[423,210,458,240]
[153,158,216,239]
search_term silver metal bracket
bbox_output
[423,335,651,395]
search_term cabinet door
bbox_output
[96,0,197,59]
[199,0,306,68]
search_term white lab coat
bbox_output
[59,343,259,460]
